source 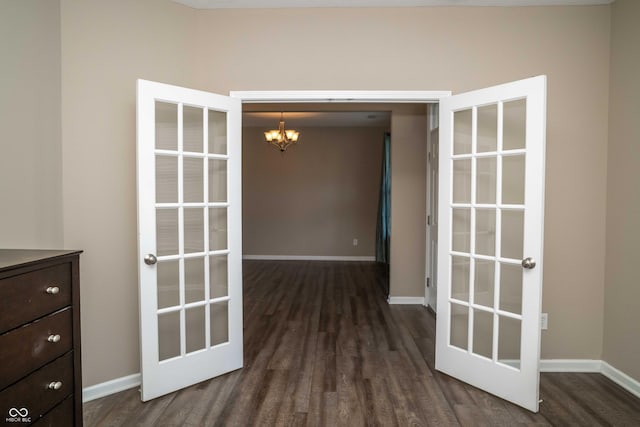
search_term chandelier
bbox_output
[263,112,300,152]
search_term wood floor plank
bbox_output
[83,260,640,426]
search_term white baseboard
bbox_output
[539,359,602,373]
[601,361,640,399]
[243,255,376,262]
[82,373,141,403]
[388,296,425,305]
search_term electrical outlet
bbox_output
[352,238,358,246]
[541,313,548,330]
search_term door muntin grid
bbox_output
[448,98,527,370]
[155,101,230,362]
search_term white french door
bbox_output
[435,76,547,412]
[136,80,243,401]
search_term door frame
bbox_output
[231,89,450,307]
[425,103,440,312]
[230,91,450,104]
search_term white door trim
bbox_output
[231,89,451,308]
[230,90,451,103]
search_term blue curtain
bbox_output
[376,133,391,264]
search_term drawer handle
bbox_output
[46,286,60,295]
[47,334,61,343]
[47,381,63,390]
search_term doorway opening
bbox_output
[241,106,392,297]
[236,97,442,304]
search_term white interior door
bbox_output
[435,76,546,412]
[136,79,243,401]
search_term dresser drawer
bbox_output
[0,353,73,424]
[0,263,71,334]
[0,309,72,389]
[33,395,74,426]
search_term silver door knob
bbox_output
[144,254,157,265]
[521,257,536,269]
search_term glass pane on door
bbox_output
[209,160,227,202]
[501,210,524,260]
[472,309,493,359]
[503,99,526,151]
[209,208,228,251]
[454,109,472,155]
[476,157,497,204]
[500,263,523,315]
[210,255,228,298]
[156,209,178,256]
[184,106,203,153]
[210,301,229,346]
[474,259,494,308]
[498,316,522,369]
[156,156,178,203]
[477,104,497,153]
[209,110,227,155]
[186,306,206,353]
[185,257,205,304]
[453,159,472,203]
[502,155,525,205]
[451,256,470,302]
[452,208,471,252]
[184,208,204,254]
[450,303,469,351]
[158,311,180,361]
[157,260,179,309]
[184,157,204,203]
[475,209,496,256]
[156,102,177,151]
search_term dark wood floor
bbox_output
[84,261,640,426]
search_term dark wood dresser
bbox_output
[0,250,82,426]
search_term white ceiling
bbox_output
[243,111,391,127]
[172,0,613,9]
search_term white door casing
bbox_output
[426,104,440,311]
[136,79,243,401]
[435,76,547,412]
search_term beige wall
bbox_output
[243,126,385,258]
[53,2,614,386]
[604,0,640,382]
[0,0,63,248]
[389,107,428,298]
[60,0,197,386]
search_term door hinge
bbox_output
[427,215,431,226]
[426,277,431,287]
